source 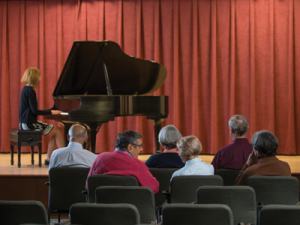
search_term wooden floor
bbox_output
[1,153,300,175]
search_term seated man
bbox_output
[235,130,291,185]
[145,125,185,168]
[87,130,159,194]
[211,115,253,170]
[49,124,97,169]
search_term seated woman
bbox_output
[235,130,291,185]
[145,125,184,168]
[19,67,66,165]
[170,135,214,180]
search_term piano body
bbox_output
[44,41,168,153]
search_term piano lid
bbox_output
[53,41,167,97]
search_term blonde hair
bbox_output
[21,67,40,88]
[177,135,202,158]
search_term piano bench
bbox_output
[10,129,42,168]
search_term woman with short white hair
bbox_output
[145,125,185,168]
[170,135,214,180]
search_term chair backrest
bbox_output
[87,174,139,203]
[0,200,48,225]
[95,186,156,224]
[149,168,179,207]
[197,186,256,225]
[215,169,240,186]
[70,203,140,225]
[48,167,90,211]
[246,176,299,205]
[260,205,300,225]
[162,204,233,225]
[170,175,223,203]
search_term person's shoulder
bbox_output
[216,143,235,154]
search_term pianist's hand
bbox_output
[51,110,63,115]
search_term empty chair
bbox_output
[169,175,223,203]
[86,174,139,203]
[197,186,256,225]
[260,205,300,225]
[162,204,233,225]
[215,169,240,186]
[246,176,299,205]
[0,200,48,225]
[95,186,156,224]
[246,176,299,225]
[149,168,178,207]
[70,203,140,225]
[47,167,90,222]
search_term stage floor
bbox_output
[1,153,300,175]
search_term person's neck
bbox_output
[186,155,198,161]
[232,134,247,140]
[69,138,84,146]
[164,148,177,152]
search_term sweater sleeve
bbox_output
[28,89,51,115]
[235,163,250,185]
[136,160,159,194]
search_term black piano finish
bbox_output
[45,41,168,153]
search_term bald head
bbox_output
[68,124,87,143]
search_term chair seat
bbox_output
[10,129,42,143]
[10,129,42,168]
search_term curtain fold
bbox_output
[0,0,300,155]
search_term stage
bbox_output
[1,153,300,210]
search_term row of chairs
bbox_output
[47,167,299,224]
[2,196,300,224]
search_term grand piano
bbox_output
[44,41,168,153]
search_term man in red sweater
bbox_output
[87,130,159,194]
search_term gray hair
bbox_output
[115,130,142,150]
[228,115,249,136]
[159,125,182,149]
[68,124,87,139]
[252,130,278,157]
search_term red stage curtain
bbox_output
[1,0,300,155]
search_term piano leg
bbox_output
[87,123,102,154]
[149,117,166,154]
[62,123,72,146]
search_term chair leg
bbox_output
[38,142,42,167]
[17,142,21,168]
[58,212,61,222]
[31,146,34,165]
[48,209,51,222]
[10,145,14,165]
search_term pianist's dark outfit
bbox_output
[19,85,54,135]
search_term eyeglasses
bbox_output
[131,143,143,149]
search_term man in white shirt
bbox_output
[49,124,97,169]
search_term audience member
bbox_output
[145,125,185,168]
[235,130,291,185]
[87,130,159,194]
[170,136,214,181]
[211,115,253,170]
[49,124,97,169]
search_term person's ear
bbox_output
[126,143,132,152]
[84,135,88,143]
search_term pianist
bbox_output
[19,67,65,165]
[87,130,159,194]
[49,124,97,169]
